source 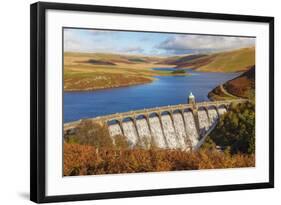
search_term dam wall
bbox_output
[64,99,246,150]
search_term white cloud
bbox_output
[157,35,255,54]
[87,30,115,36]
[64,28,254,56]
[64,29,116,53]
[118,46,144,53]
[63,29,145,54]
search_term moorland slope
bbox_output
[208,66,255,100]
[162,47,255,72]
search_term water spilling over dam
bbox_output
[107,106,226,150]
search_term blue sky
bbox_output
[64,28,255,56]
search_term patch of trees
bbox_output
[128,58,147,63]
[171,69,186,74]
[84,59,116,65]
[64,120,129,150]
[210,101,255,154]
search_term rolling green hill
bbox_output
[196,47,255,72]
[64,52,162,65]
[157,54,206,65]
[160,47,255,73]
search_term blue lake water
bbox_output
[153,68,190,71]
[64,69,240,123]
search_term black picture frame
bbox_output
[30,1,274,203]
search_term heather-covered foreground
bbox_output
[64,143,255,176]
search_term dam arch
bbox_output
[136,114,148,120]
[217,104,228,116]
[107,119,124,140]
[121,117,139,147]
[207,105,219,113]
[197,106,211,135]
[147,112,167,148]
[160,111,180,149]
[107,119,121,125]
[207,105,220,123]
[135,114,152,148]
[172,109,190,150]
[217,104,228,110]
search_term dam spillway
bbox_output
[105,100,247,150]
[65,99,247,150]
[173,112,188,149]
[183,111,199,147]
[107,106,224,150]
[136,118,152,147]
[148,115,166,148]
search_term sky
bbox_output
[64,28,255,56]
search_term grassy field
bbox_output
[64,52,179,91]
[197,47,255,72]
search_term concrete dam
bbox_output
[64,95,247,151]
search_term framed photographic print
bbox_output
[30,1,274,203]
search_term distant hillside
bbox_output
[63,52,171,91]
[64,47,255,91]
[160,47,255,73]
[224,66,255,99]
[82,59,116,66]
[65,52,162,65]
[208,66,255,100]
[158,54,206,65]
[66,47,255,73]
[196,47,255,72]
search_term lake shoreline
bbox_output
[64,78,156,92]
[64,68,191,92]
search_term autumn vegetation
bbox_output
[224,66,255,100]
[64,143,254,176]
[208,66,255,101]
[64,102,255,176]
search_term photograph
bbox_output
[63,28,256,176]
[29,1,274,202]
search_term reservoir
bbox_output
[64,69,240,123]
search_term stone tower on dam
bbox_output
[188,92,196,107]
